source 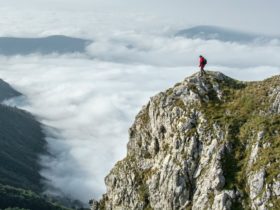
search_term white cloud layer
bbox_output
[0,35,279,203]
[0,55,196,202]
[85,31,280,68]
[0,3,279,205]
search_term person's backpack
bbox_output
[203,58,207,65]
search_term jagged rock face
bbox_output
[93,72,280,210]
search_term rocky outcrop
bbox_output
[92,71,280,210]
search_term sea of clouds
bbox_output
[0,8,279,204]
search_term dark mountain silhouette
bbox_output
[176,25,279,43]
[0,80,73,210]
[0,79,21,101]
[0,35,92,55]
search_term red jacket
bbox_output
[199,57,205,67]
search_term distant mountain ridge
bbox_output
[0,79,21,101]
[0,80,44,192]
[176,25,279,43]
[0,79,73,210]
[0,35,92,55]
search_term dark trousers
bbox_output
[200,65,206,75]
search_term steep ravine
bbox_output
[0,79,72,210]
[91,71,280,210]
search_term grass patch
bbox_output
[199,76,279,208]
[0,184,71,210]
[174,98,186,110]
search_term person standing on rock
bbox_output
[199,55,207,76]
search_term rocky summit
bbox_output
[91,71,280,210]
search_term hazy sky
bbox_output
[1,0,280,36]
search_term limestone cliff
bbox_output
[92,71,280,210]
